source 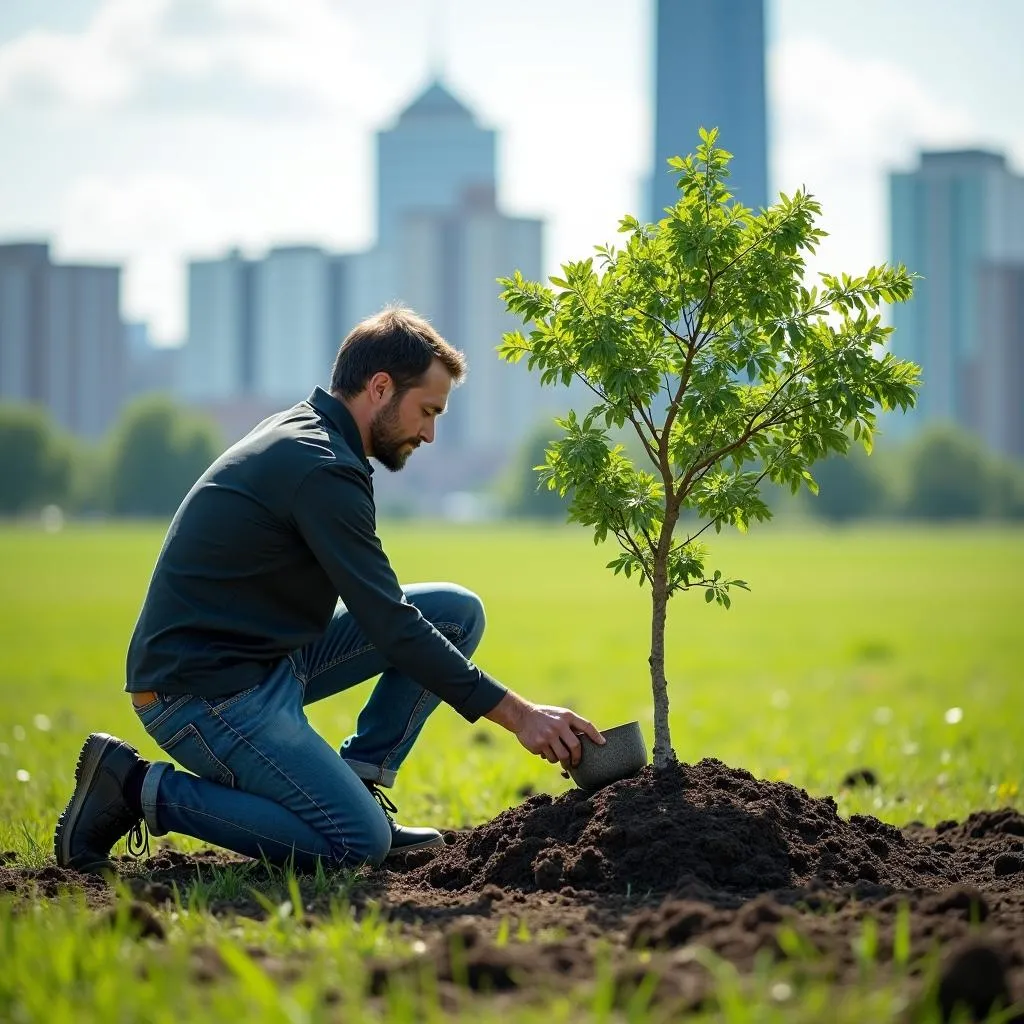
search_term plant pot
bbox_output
[566,721,647,792]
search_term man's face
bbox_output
[369,359,452,471]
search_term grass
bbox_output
[1,520,1022,1021]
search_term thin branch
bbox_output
[612,522,655,587]
[681,432,814,548]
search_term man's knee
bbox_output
[445,583,486,651]
[330,812,391,867]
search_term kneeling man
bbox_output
[55,308,602,872]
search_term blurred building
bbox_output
[977,263,1024,459]
[0,242,125,437]
[124,321,180,400]
[393,187,545,493]
[181,250,254,402]
[889,150,1024,455]
[649,0,768,220]
[376,82,496,248]
[253,247,351,403]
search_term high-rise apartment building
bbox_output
[650,0,768,220]
[889,150,1024,450]
[253,246,332,403]
[181,250,254,402]
[977,263,1024,459]
[0,242,125,437]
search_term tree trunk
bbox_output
[649,561,676,769]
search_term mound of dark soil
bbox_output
[6,758,1023,1018]
[399,759,972,897]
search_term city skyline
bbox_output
[1,0,1022,345]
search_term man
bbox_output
[54,308,603,873]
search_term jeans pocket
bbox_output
[162,723,235,788]
[136,694,191,732]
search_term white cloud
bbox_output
[0,0,379,117]
[57,172,230,342]
[770,36,976,275]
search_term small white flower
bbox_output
[771,982,792,1001]
[944,707,964,725]
[12,725,25,741]
[902,742,919,756]
[33,714,51,732]
[873,706,893,725]
[770,689,790,709]
[15,769,30,782]
[940,750,952,764]
[411,940,427,954]
[0,743,9,757]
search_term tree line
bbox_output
[505,421,1024,523]
[3,398,1022,522]
[0,397,222,517]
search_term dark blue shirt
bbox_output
[126,387,507,722]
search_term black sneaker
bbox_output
[54,733,149,873]
[363,779,444,857]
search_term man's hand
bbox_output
[484,691,604,767]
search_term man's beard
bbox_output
[369,395,419,472]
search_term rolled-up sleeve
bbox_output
[293,463,506,722]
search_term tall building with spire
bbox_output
[375,82,496,247]
[649,0,768,220]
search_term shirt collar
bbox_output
[307,386,373,475]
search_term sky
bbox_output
[1,0,1022,344]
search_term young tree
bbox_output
[499,131,920,770]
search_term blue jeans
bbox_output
[134,583,485,870]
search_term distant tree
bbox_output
[0,404,72,513]
[108,397,223,517]
[505,424,571,519]
[808,445,889,521]
[988,457,1024,519]
[902,425,991,520]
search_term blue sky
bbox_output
[1,0,1022,343]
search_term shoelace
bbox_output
[367,783,398,820]
[126,819,150,859]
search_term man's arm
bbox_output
[293,464,506,721]
[485,689,605,768]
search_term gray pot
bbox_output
[566,721,647,792]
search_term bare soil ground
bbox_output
[4,759,1022,1020]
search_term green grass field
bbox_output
[1,521,1022,1021]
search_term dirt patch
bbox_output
[4,758,1023,1018]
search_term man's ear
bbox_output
[367,371,393,405]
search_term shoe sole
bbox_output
[54,733,118,872]
[386,835,446,858]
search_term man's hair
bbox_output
[330,307,467,398]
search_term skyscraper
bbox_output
[889,150,1024,447]
[977,263,1024,459]
[650,0,768,221]
[0,242,125,437]
[181,250,253,402]
[375,81,496,248]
